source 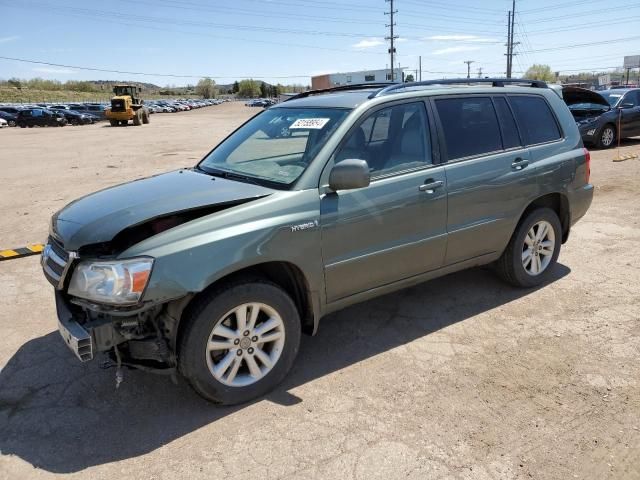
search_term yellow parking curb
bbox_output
[0,244,45,261]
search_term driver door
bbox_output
[620,91,640,137]
[320,101,448,303]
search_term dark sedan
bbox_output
[16,108,68,128]
[49,108,93,125]
[559,87,640,148]
[0,110,17,127]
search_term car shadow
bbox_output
[0,264,570,473]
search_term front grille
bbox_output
[42,237,75,289]
[111,99,126,112]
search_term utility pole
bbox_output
[385,0,398,82]
[477,67,483,78]
[506,11,512,78]
[506,0,519,78]
[464,60,475,79]
[418,55,422,82]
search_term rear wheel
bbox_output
[597,124,616,149]
[142,110,150,124]
[8,120,15,127]
[133,110,142,126]
[179,279,301,405]
[495,208,562,288]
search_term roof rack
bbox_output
[284,82,399,102]
[371,78,548,98]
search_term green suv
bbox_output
[42,79,593,404]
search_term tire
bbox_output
[495,208,562,288]
[597,124,616,149]
[133,110,142,126]
[179,279,301,405]
[109,120,118,127]
[8,120,15,127]
[142,111,150,124]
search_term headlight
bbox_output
[68,258,153,305]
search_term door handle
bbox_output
[418,180,444,193]
[511,158,529,171]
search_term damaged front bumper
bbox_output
[54,291,184,373]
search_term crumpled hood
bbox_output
[52,169,275,251]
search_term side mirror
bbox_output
[329,159,370,191]
[620,102,635,109]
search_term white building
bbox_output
[311,68,405,90]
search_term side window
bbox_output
[335,102,431,177]
[623,91,639,107]
[509,96,561,145]
[493,97,521,149]
[32,109,43,117]
[435,97,502,160]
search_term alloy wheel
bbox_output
[522,220,555,276]
[205,302,286,387]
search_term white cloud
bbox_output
[33,67,75,74]
[352,38,385,49]
[432,46,482,55]
[0,35,19,43]
[425,35,496,43]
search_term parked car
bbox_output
[16,108,68,127]
[0,110,17,127]
[42,79,593,405]
[0,106,23,115]
[49,108,93,125]
[556,86,640,148]
[0,118,7,128]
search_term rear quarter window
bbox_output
[508,95,562,145]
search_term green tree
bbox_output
[232,81,240,93]
[196,77,217,98]
[405,74,415,83]
[259,82,268,98]
[7,78,22,89]
[238,79,260,98]
[524,64,555,82]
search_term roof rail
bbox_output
[371,78,548,98]
[284,82,399,102]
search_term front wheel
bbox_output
[179,280,301,405]
[495,208,562,288]
[597,124,616,149]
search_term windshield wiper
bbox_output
[197,166,261,186]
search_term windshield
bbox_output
[598,91,624,107]
[199,107,351,186]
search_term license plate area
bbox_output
[58,317,93,362]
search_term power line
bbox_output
[0,55,311,79]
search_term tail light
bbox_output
[583,147,591,184]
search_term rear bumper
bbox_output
[568,183,594,226]
[105,109,133,120]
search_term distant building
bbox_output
[311,68,405,90]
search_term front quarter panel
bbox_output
[120,190,322,304]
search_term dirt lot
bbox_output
[1,103,639,480]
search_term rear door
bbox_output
[321,100,448,302]
[433,95,537,264]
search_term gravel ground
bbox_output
[0,103,639,480]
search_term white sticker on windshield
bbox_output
[289,118,330,129]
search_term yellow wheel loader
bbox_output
[105,85,150,127]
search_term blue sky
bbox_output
[0,0,639,86]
